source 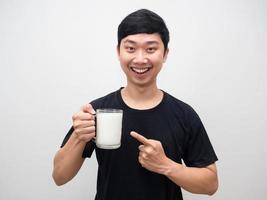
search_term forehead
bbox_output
[121,33,163,46]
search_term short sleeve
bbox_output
[60,126,95,158]
[60,126,74,148]
[182,109,218,167]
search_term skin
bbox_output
[52,33,218,195]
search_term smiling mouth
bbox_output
[130,66,152,74]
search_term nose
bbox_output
[132,50,148,64]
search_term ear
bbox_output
[116,45,120,60]
[163,48,169,63]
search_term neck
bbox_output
[124,83,159,99]
[121,83,163,110]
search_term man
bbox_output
[53,9,218,200]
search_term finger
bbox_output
[139,151,148,160]
[72,112,95,121]
[138,144,145,151]
[81,104,96,114]
[140,145,154,154]
[130,131,150,145]
[73,120,95,129]
[79,113,95,120]
[138,156,145,167]
[74,126,96,135]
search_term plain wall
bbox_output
[1,0,266,199]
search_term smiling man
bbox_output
[119,33,167,89]
[52,9,218,200]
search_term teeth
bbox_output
[130,66,151,74]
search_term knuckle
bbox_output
[142,153,147,159]
[91,126,96,131]
[147,147,154,154]
[139,158,145,167]
[91,114,96,120]
[81,104,87,110]
[72,112,81,121]
[73,121,79,128]
[88,120,95,126]
[151,143,157,149]
[75,129,81,134]
[91,120,95,126]
[72,114,77,121]
[90,131,96,137]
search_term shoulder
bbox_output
[90,89,121,109]
[164,92,195,113]
[163,91,200,123]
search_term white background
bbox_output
[1,0,266,199]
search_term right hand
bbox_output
[72,104,96,143]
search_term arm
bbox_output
[52,104,96,186]
[130,131,218,195]
[164,160,218,195]
[52,133,86,186]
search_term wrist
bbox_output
[163,159,183,177]
[70,131,88,146]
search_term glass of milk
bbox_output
[95,109,123,149]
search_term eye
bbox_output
[126,46,135,53]
[147,47,157,53]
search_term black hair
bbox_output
[117,9,169,51]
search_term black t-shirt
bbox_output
[61,88,218,200]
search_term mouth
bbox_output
[130,65,152,75]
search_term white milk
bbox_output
[96,110,123,149]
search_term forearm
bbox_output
[164,160,218,195]
[52,132,87,186]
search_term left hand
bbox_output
[130,131,171,175]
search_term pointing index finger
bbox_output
[130,131,150,145]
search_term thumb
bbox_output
[81,103,96,114]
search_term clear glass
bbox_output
[95,109,123,149]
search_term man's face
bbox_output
[117,33,168,87]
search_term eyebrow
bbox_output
[123,39,159,45]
